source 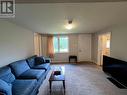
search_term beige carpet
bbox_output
[38,63,127,95]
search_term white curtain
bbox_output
[47,35,54,58]
[34,33,42,56]
[41,36,48,57]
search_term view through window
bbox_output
[53,36,69,53]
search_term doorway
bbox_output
[97,33,111,66]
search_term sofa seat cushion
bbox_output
[0,79,12,95]
[12,79,37,95]
[18,69,45,80]
[10,60,30,78]
[33,63,50,71]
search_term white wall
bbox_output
[110,24,127,61]
[69,34,78,56]
[92,23,127,63]
[52,34,92,62]
[91,33,98,63]
[0,20,34,67]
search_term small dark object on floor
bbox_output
[107,77,127,89]
[54,71,61,75]
[69,55,77,63]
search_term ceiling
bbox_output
[10,2,127,34]
[16,0,127,3]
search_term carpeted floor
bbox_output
[38,63,127,95]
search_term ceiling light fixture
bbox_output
[65,20,73,30]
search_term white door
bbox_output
[78,34,91,62]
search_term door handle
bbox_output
[79,49,82,52]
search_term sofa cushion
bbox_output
[45,58,51,63]
[10,60,30,78]
[26,55,37,68]
[33,63,50,71]
[18,69,45,80]
[0,79,12,95]
[35,57,45,65]
[12,79,37,95]
[0,66,15,83]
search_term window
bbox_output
[53,36,69,53]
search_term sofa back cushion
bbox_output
[10,60,30,78]
[0,79,12,95]
[26,55,37,68]
[0,66,15,83]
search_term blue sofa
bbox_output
[0,55,51,95]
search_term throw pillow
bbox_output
[35,57,45,65]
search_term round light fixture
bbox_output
[65,20,73,30]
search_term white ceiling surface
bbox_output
[10,2,127,34]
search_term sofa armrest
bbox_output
[0,79,12,95]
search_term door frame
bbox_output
[97,32,111,66]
